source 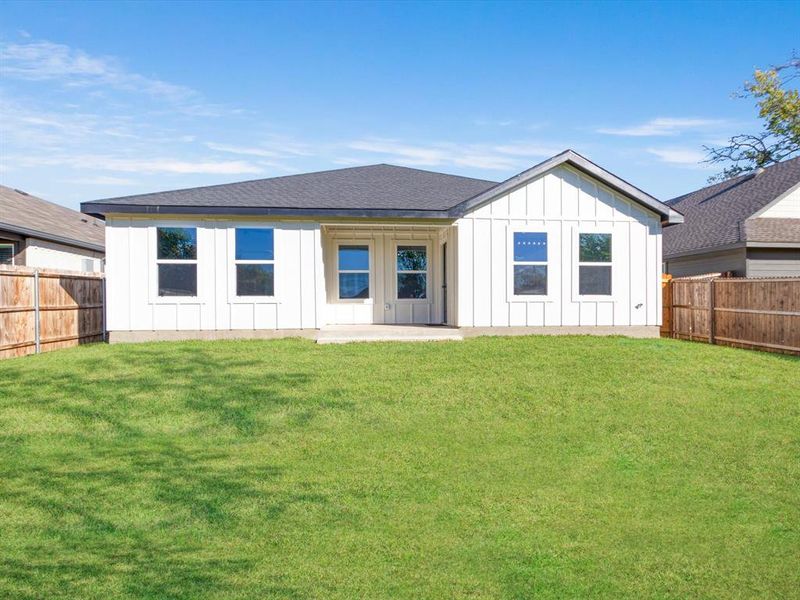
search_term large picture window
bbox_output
[396,245,427,299]
[235,228,274,296]
[157,227,197,296]
[513,232,547,295]
[338,245,370,299]
[578,232,612,296]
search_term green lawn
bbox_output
[0,336,798,599]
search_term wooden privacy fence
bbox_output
[0,266,105,359]
[662,275,800,355]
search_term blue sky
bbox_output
[1,0,798,210]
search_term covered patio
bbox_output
[321,223,456,326]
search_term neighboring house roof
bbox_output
[0,185,105,252]
[663,157,800,257]
[81,150,681,223]
[743,218,800,243]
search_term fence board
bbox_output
[0,266,105,359]
[662,276,800,355]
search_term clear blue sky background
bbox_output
[1,0,798,209]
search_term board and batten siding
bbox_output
[456,165,663,327]
[105,218,324,331]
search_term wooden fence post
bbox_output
[102,276,107,343]
[33,269,41,354]
[708,278,716,346]
[669,279,675,339]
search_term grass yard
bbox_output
[0,336,798,599]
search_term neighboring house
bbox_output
[0,185,105,271]
[663,157,800,277]
[81,150,682,341]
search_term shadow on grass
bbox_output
[0,341,345,598]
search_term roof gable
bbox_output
[452,150,681,223]
[663,157,800,256]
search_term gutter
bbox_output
[80,203,456,220]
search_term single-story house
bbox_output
[1,185,105,272]
[81,150,683,341]
[663,157,800,277]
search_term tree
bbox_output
[704,54,800,182]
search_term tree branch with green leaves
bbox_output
[704,53,799,182]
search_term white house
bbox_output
[81,150,682,342]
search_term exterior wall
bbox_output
[456,164,662,327]
[664,247,746,277]
[322,225,447,325]
[757,184,800,218]
[22,238,103,271]
[105,218,324,332]
[746,247,800,277]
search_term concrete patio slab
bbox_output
[317,324,464,344]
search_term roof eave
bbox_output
[80,203,456,220]
[0,221,104,253]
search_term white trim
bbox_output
[149,224,200,305]
[0,242,15,265]
[572,226,615,302]
[507,226,555,303]
[393,241,432,303]
[227,225,278,304]
[335,240,375,304]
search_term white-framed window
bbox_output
[511,231,548,297]
[234,228,275,297]
[156,227,197,297]
[396,244,428,300]
[0,243,14,265]
[578,232,612,296]
[337,244,370,300]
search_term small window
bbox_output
[578,233,612,295]
[235,229,274,296]
[156,227,197,296]
[513,232,547,295]
[158,227,196,259]
[0,243,14,265]
[338,245,369,299]
[397,245,427,299]
[82,258,95,272]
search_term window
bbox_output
[513,232,547,295]
[396,245,427,299]
[578,233,612,295]
[82,258,96,272]
[0,243,13,265]
[156,227,197,296]
[338,245,369,299]
[235,228,274,296]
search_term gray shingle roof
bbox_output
[0,185,105,251]
[663,157,800,257]
[744,218,800,243]
[81,152,680,223]
[83,164,499,215]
